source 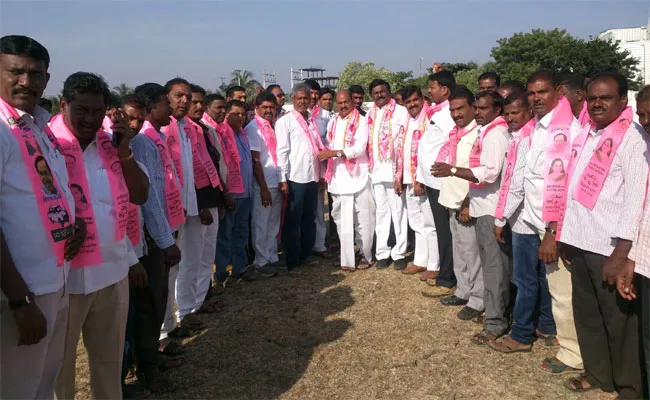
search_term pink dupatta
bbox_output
[323,108,360,183]
[254,112,278,166]
[468,116,508,188]
[292,108,326,181]
[367,99,399,171]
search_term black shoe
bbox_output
[440,295,469,306]
[376,259,390,269]
[457,306,483,321]
[393,258,407,270]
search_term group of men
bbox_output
[1,33,650,400]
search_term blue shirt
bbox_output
[232,130,253,199]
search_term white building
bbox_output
[598,21,650,86]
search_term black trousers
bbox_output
[426,187,456,288]
[132,247,169,382]
[566,245,643,399]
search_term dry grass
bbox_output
[73,260,616,400]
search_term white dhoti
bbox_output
[252,184,282,267]
[373,181,408,261]
[175,215,209,321]
[194,207,219,311]
[405,185,439,270]
[331,180,376,268]
[313,189,328,252]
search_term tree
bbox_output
[218,70,262,100]
[46,95,61,115]
[337,62,423,99]
[112,83,133,98]
[490,29,641,89]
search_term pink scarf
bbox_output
[185,117,221,190]
[578,101,591,127]
[494,118,535,219]
[436,121,478,165]
[161,117,184,188]
[292,108,326,181]
[254,112,278,166]
[324,108,360,183]
[219,122,247,194]
[310,105,323,139]
[468,116,508,188]
[140,121,185,229]
[541,97,575,222]
[396,103,435,183]
[367,98,399,171]
[0,99,73,267]
[49,114,139,267]
[201,112,219,131]
[102,116,113,133]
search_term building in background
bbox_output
[598,20,650,86]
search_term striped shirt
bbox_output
[560,122,649,257]
[629,162,650,280]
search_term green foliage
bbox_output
[218,70,262,100]
[112,83,133,98]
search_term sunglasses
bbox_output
[275,93,285,98]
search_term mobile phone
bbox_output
[111,109,124,147]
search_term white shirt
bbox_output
[416,103,455,189]
[629,170,650,280]
[246,119,281,189]
[522,109,583,231]
[0,106,75,297]
[276,111,321,184]
[469,123,511,218]
[67,140,141,295]
[561,122,648,257]
[369,103,409,183]
[313,107,331,144]
[177,118,198,216]
[326,112,370,195]
[439,120,479,210]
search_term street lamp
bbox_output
[419,57,424,77]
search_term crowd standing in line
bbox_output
[1,35,649,399]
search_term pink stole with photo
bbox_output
[185,117,221,190]
[219,122,247,194]
[468,116,507,188]
[436,122,478,165]
[292,108,326,182]
[254,112,278,167]
[367,99,398,171]
[161,117,185,188]
[0,99,73,267]
[324,108,360,183]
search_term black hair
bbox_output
[401,85,422,100]
[106,92,122,109]
[527,69,561,88]
[225,99,246,112]
[255,91,277,107]
[190,84,207,97]
[499,80,526,95]
[349,85,365,95]
[303,79,321,93]
[205,93,226,107]
[449,85,475,105]
[122,94,145,110]
[476,90,504,113]
[164,77,191,93]
[34,155,48,170]
[587,69,628,97]
[503,90,530,108]
[134,83,167,113]
[369,79,390,94]
[320,87,335,98]
[559,73,585,92]
[62,72,111,104]
[428,71,456,92]
[266,84,282,93]
[637,85,650,103]
[478,71,501,87]
[226,85,246,98]
[0,35,50,69]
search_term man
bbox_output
[478,71,500,92]
[266,84,287,119]
[226,85,247,103]
[38,97,52,114]
[496,80,525,100]
[319,88,335,112]
[349,84,367,116]
[433,90,511,341]
[318,90,374,271]
[160,77,205,341]
[304,79,331,258]
[514,70,585,376]
[394,88,407,106]
[559,71,646,399]
[52,72,149,400]
[246,92,281,277]
[367,79,410,269]
[416,71,457,286]
[276,84,325,274]
[487,91,557,354]
[187,84,230,308]
[397,86,440,278]
[559,73,588,126]
[429,86,482,319]
[0,35,85,399]
[129,83,183,392]
[619,84,650,395]
[214,100,254,282]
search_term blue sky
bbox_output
[1,0,648,96]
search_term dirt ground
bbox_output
[73,260,616,400]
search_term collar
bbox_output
[536,107,555,129]
[461,120,478,133]
[17,105,50,130]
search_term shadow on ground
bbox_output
[162,263,353,399]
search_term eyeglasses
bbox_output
[275,93,285,98]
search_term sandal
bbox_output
[564,373,599,393]
[535,330,560,348]
[159,341,185,356]
[471,330,498,346]
[488,336,532,353]
[538,357,584,375]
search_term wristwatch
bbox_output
[545,227,557,235]
[336,151,343,158]
[450,167,457,176]
[9,292,34,310]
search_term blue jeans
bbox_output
[283,181,318,269]
[214,197,252,280]
[510,232,556,344]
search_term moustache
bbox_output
[12,87,37,96]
